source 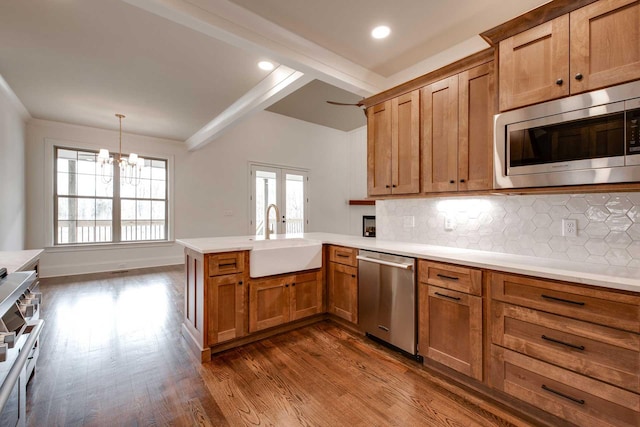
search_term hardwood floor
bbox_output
[27,266,535,427]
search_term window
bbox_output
[54,146,168,245]
[250,164,308,235]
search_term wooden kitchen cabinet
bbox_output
[489,271,640,426]
[418,261,483,381]
[327,245,358,323]
[422,62,495,192]
[499,0,640,111]
[249,270,323,333]
[367,90,420,196]
[207,273,245,345]
[206,251,247,346]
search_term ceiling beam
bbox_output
[185,65,310,151]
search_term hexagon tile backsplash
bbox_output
[376,192,640,268]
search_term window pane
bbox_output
[77,198,95,220]
[76,174,96,197]
[255,170,276,235]
[136,179,151,199]
[152,201,165,220]
[151,160,166,180]
[285,173,304,234]
[137,200,151,220]
[121,200,136,220]
[96,199,112,220]
[151,180,165,199]
[120,178,136,198]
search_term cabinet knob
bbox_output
[555,78,563,86]
[575,73,583,81]
[460,179,465,183]
[292,282,296,287]
[392,184,397,188]
[385,185,390,188]
[238,281,243,285]
[449,180,455,184]
[285,284,289,287]
[351,274,356,278]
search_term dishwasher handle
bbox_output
[356,255,414,270]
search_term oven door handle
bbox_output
[356,255,413,270]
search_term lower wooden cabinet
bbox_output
[327,262,358,323]
[249,270,323,333]
[419,284,483,381]
[491,346,639,427]
[207,273,245,346]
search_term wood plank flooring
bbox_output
[27,266,536,427]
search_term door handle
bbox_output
[356,255,413,270]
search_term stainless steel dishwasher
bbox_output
[357,250,417,357]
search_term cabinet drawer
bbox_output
[491,273,640,333]
[491,346,639,427]
[419,260,482,296]
[208,252,245,276]
[328,246,357,267]
[492,301,640,393]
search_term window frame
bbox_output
[45,138,174,248]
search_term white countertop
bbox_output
[177,233,640,294]
[0,249,43,274]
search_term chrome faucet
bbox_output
[265,204,280,240]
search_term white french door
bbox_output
[250,164,309,236]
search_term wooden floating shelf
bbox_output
[348,200,375,206]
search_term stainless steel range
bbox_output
[357,250,418,358]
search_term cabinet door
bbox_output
[458,62,495,191]
[328,262,358,323]
[249,277,290,333]
[290,271,323,321]
[570,0,640,94]
[367,101,392,196]
[419,284,482,381]
[391,90,420,194]
[421,76,459,192]
[499,15,570,111]
[207,273,245,345]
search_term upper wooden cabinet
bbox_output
[422,62,495,192]
[499,0,640,111]
[367,90,420,196]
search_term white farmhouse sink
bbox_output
[249,238,322,278]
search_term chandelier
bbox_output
[97,114,145,185]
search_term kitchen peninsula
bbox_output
[178,232,640,426]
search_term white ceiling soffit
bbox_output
[266,80,366,132]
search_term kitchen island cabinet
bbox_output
[327,245,358,324]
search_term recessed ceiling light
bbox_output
[258,61,274,71]
[371,25,391,39]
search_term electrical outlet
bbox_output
[444,215,455,231]
[562,219,577,237]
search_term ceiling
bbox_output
[0,0,551,147]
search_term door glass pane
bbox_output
[255,170,277,235]
[285,173,304,234]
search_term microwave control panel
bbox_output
[629,108,640,154]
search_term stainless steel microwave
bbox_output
[494,80,640,189]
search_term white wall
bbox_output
[0,86,27,250]
[347,126,375,235]
[26,111,356,276]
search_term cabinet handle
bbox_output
[575,73,583,81]
[555,78,563,85]
[459,179,465,183]
[449,180,455,184]
[541,385,585,405]
[219,262,237,268]
[336,254,349,258]
[541,335,585,351]
[238,281,243,285]
[436,273,459,281]
[434,292,461,301]
[541,294,585,306]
